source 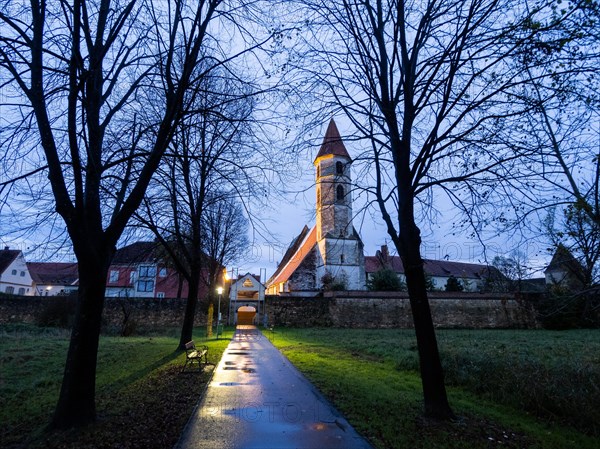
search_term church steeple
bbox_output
[313,119,366,290]
[314,119,353,241]
[313,119,352,163]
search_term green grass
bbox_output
[272,328,600,449]
[0,323,233,448]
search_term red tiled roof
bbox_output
[112,241,160,264]
[27,262,79,285]
[313,119,351,163]
[268,226,317,286]
[0,249,20,274]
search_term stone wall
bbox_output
[266,291,539,329]
[264,295,332,327]
[0,295,207,328]
[1,291,539,329]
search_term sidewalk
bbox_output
[176,326,373,449]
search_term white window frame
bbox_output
[137,280,154,292]
[138,265,156,278]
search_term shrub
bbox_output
[441,350,600,435]
[445,275,464,292]
[367,267,406,291]
[536,291,600,329]
[321,271,347,291]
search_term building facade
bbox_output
[267,119,366,294]
[0,247,34,296]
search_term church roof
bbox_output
[267,226,317,286]
[313,119,351,163]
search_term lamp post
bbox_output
[216,286,223,339]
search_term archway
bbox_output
[237,305,257,325]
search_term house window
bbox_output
[109,270,119,283]
[336,161,344,174]
[137,280,154,292]
[340,254,345,263]
[5,286,14,294]
[139,265,156,277]
[159,267,167,277]
[18,287,25,295]
[11,269,16,275]
[157,292,165,299]
[20,271,25,277]
[336,185,344,202]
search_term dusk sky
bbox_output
[232,120,550,281]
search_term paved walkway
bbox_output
[176,326,373,449]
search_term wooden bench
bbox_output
[181,341,208,373]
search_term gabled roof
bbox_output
[113,241,161,264]
[0,248,21,274]
[267,226,317,286]
[545,244,585,276]
[313,119,351,163]
[234,272,266,289]
[365,254,501,280]
[28,262,79,285]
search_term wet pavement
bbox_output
[176,325,373,449]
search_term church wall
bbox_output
[288,248,317,291]
[265,292,539,329]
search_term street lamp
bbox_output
[216,286,223,338]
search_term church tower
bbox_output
[314,119,366,290]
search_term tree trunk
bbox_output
[400,221,455,420]
[179,266,200,349]
[177,273,184,300]
[50,251,110,429]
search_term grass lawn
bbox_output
[271,327,600,449]
[0,323,233,449]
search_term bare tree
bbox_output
[545,205,600,287]
[510,6,600,280]
[135,65,268,348]
[289,0,586,419]
[0,0,225,428]
[202,192,249,289]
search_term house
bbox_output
[267,119,366,294]
[106,241,217,299]
[544,244,586,290]
[28,262,79,296]
[266,120,503,295]
[0,246,34,296]
[365,245,504,292]
[229,273,266,325]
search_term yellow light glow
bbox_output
[216,286,223,295]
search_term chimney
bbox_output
[381,245,389,260]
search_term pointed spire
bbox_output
[313,119,351,164]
